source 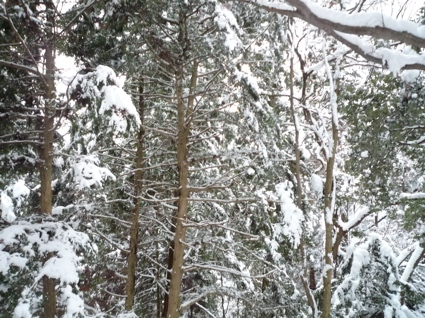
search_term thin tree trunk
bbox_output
[41,3,56,317]
[321,132,337,318]
[125,80,145,311]
[156,242,161,318]
[163,240,174,318]
[166,59,198,318]
[321,76,339,318]
[289,27,317,317]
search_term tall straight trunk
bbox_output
[125,80,145,310]
[41,2,56,317]
[156,242,161,318]
[166,65,189,318]
[163,240,174,317]
[321,101,338,318]
[166,59,198,318]
[321,50,340,318]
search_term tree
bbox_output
[2,0,425,317]
[0,1,59,315]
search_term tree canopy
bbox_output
[0,0,425,317]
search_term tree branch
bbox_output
[242,0,425,70]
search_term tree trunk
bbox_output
[166,65,189,318]
[40,2,56,317]
[156,243,161,318]
[125,80,145,311]
[166,58,198,318]
[163,240,174,317]
[321,102,338,318]
[289,28,317,317]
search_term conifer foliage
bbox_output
[1,0,425,317]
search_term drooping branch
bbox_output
[246,0,425,46]
[242,0,425,71]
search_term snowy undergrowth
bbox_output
[332,234,420,317]
[0,220,92,317]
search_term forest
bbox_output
[0,0,425,317]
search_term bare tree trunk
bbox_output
[321,48,340,318]
[41,2,56,317]
[288,27,317,317]
[321,95,338,318]
[163,240,174,318]
[166,59,198,318]
[156,243,161,318]
[125,80,145,311]
[166,65,189,318]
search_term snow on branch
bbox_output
[400,192,425,200]
[1,180,30,223]
[243,0,425,71]
[69,65,141,132]
[71,155,116,189]
[331,31,425,73]
[250,0,425,46]
[273,181,304,248]
[0,222,91,317]
[400,244,424,284]
[338,206,370,232]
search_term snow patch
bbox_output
[1,192,16,223]
[274,181,304,248]
[311,174,323,195]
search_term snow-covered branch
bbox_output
[243,0,425,71]
[400,192,425,200]
[400,244,425,284]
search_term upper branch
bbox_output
[248,0,425,47]
[242,0,425,70]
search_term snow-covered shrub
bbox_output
[0,220,91,316]
[332,234,416,317]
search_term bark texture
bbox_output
[166,56,198,318]
[125,80,145,310]
[41,2,56,316]
[166,65,189,318]
[321,108,338,318]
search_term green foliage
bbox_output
[342,71,403,207]
[332,235,404,317]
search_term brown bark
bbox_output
[43,272,56,318]
[289,32,317,316]
[41,2,57,317]
[166,66,189,318]
[166,59,198,318]
[309,267,317,290]
[163,240,174,318]
[125,80,145,311]
[321,109,338,318]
